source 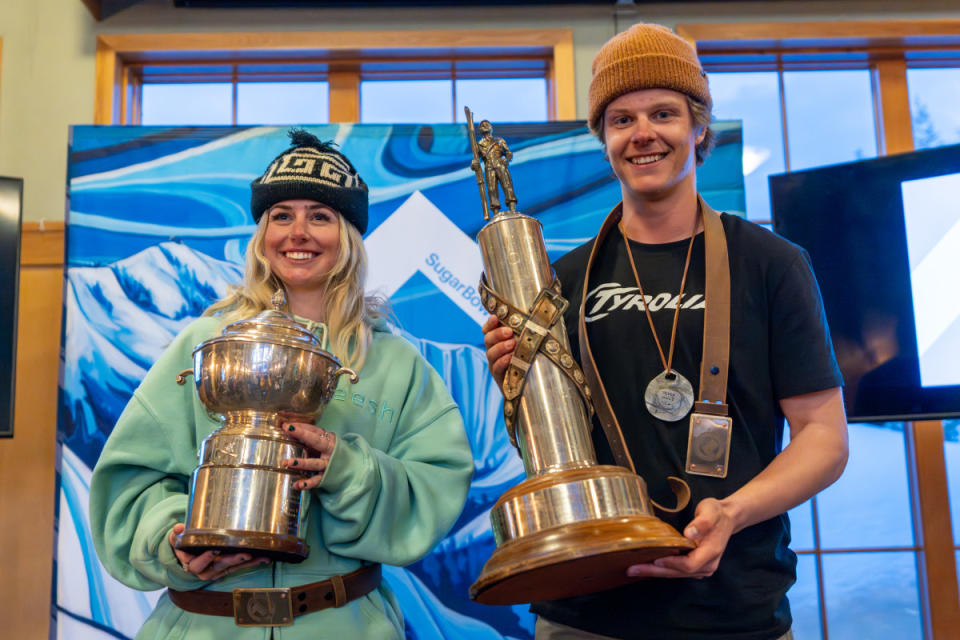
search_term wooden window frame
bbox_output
[677,19,960,640]
[94,30,575,125]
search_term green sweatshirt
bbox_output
[89,315,474,640]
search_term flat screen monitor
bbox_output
[0,177,22,437]
[770,143,960,423]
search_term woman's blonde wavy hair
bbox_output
[204,211,386,370]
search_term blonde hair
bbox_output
[687,96,715,166]
[204,212,385,370]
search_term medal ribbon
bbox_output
[618,205,699,381]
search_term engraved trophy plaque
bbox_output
[174,293,358,562]
[467,110,694,604]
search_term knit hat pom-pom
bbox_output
[288,127,336,153]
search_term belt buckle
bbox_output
[232,587,294,627]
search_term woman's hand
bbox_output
[281,419,337,491]
[169,523,269,581]
[482,315,515,390]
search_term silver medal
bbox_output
[644,369,694,422]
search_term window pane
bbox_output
[816,423,913,549]
[907,67,960,150]
[361,80,452,123]
[708,71,786,221]
[140,83,233,125]
[455,78,548,123]
[822,552,922,640]
[236,82,329,125]
[783,70,878,170]
[789,554,823,640]
[789,500,815,551]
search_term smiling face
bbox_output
[263,199,341,297]
[602,88,706,209]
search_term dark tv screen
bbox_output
[0,177,22,437]
[770,143,960,423]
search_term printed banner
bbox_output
[56,122,744,639]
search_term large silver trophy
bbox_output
[174,292,358,562]
[467,110,693,604]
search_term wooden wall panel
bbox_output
[0,224,64,640]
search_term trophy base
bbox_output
[470,515,693,604]
[175,529,309,564]
[470,465,695,604]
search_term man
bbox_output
[482,23,848,640]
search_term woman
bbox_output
[89,130,474,639]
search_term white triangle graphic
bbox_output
[365,191,487,326]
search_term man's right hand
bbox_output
[482,315,515,390]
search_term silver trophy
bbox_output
[174,293,358,562]
[467,110,693,604]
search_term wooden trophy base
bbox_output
[175,529,309,564]
[470,466,695,605]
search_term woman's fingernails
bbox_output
[291,460,298,466]
[288,424,295,432]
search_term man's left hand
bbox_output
[625,497,734,579]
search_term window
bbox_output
[679,20,960,639]
[907,66,960,150]
[704,55,883,222]
[95,30,574,126]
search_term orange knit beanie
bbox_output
[588,23,711,135]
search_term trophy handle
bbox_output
[333,367,359,384]
[176,368,194,385]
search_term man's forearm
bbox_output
[720,387,848,534]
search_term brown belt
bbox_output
[167,563,381,627]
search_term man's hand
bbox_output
[280,419,337,491]
[170,523,269,581]
[482,315,515,390]
[624,387,847,581]
[625,498,735,580]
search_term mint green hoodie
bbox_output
[89,316,474,640]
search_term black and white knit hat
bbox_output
[250,129,369,233]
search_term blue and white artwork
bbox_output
[56,122,744,639]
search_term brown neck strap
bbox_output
[696,198,732,416]
[577,195,731,472]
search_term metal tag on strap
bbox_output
[233,587,294,627]
[686,411,733,479]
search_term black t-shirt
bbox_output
[531,213,843,640]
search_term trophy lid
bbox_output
[217,289,327,351]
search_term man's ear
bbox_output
[695,126,707,146]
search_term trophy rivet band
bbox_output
[478,274,594,453]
